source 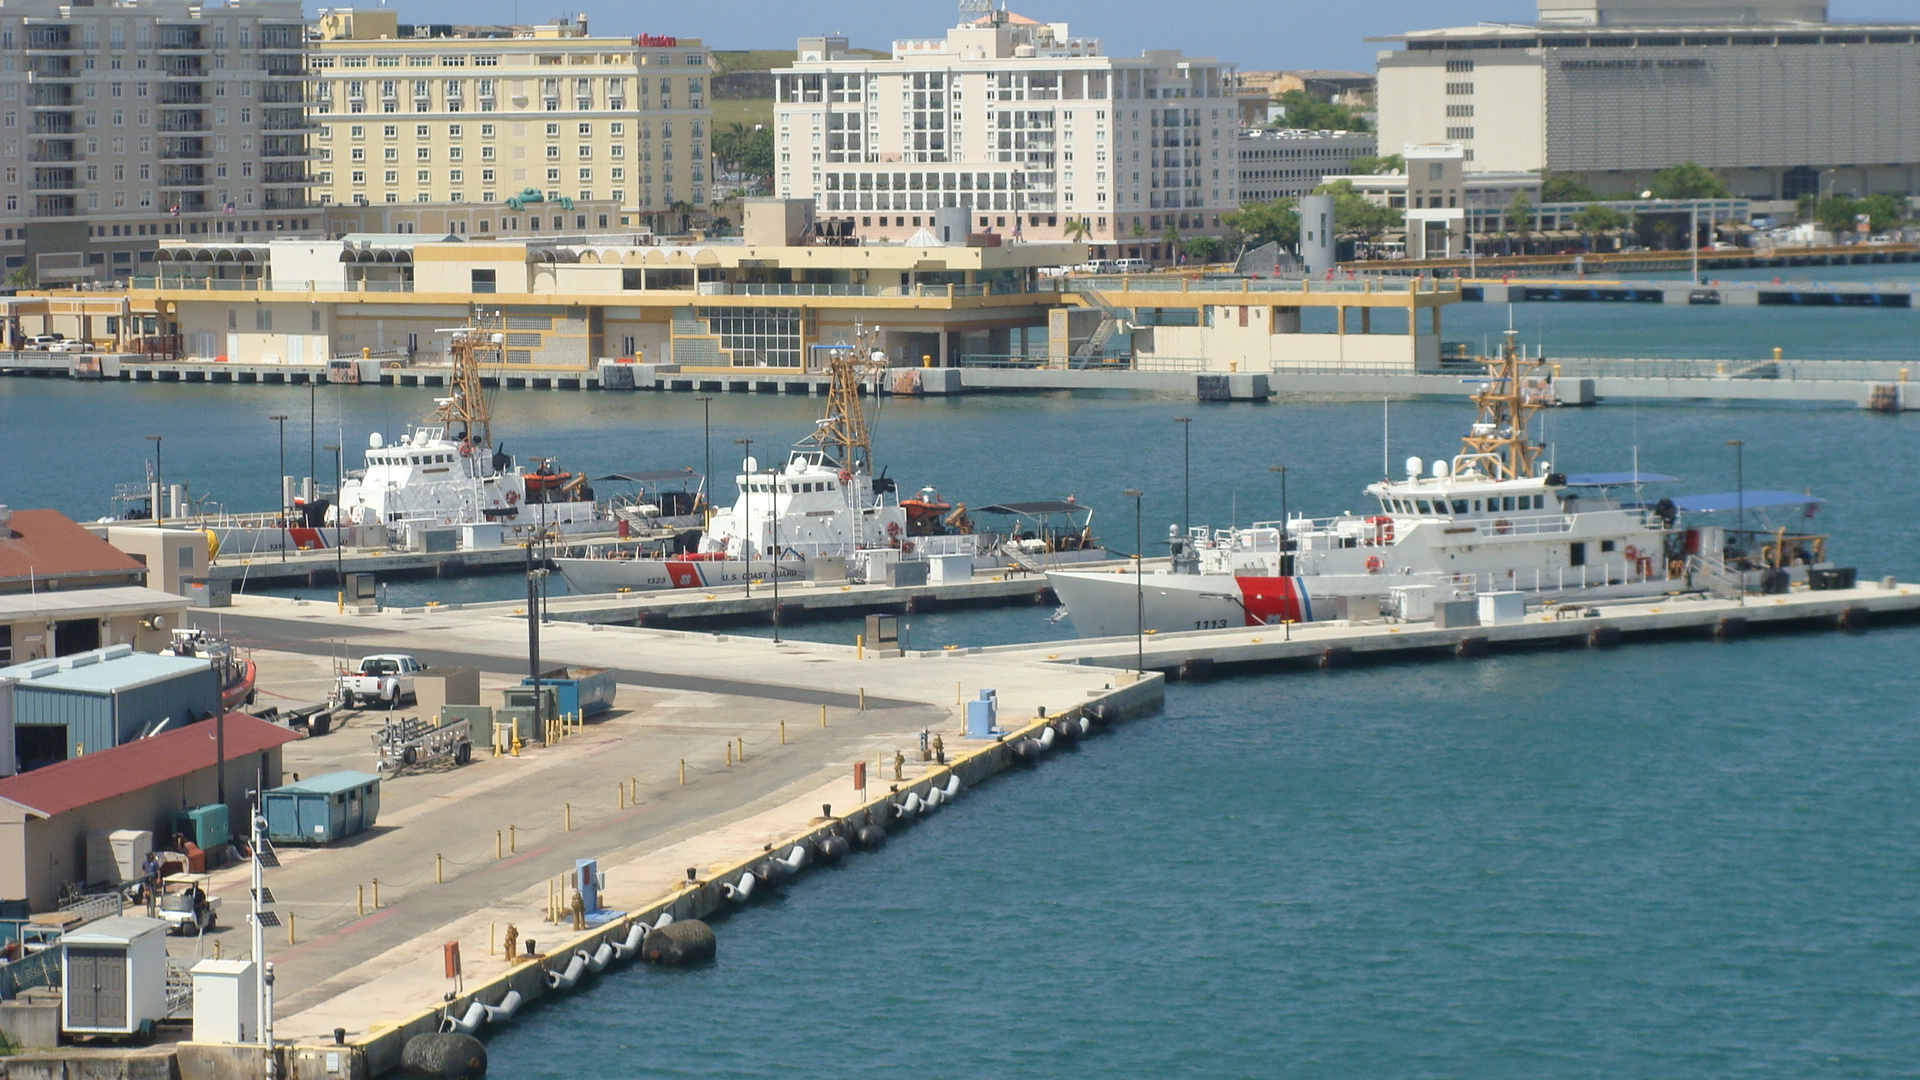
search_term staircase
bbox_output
[1686,554,1748,600]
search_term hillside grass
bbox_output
[712,99,774,130]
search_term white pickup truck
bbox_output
[337,654,424,709]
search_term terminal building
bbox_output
[773,12,1238,260]
[1375,0,1920,199]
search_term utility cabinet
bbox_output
[190,959,258,1044]
[61,916,169,1036]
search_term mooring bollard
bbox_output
[680,759,687,785]
[737,735,744,762]
[780,719,786,745]
[436,854,444,884]
[357,884,365,917]
[287,913,297,946]
[509,825,517,854]
[820,704,827,728]
[564,803,572,831]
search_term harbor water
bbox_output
[3,297,1920,1075]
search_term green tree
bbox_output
[1860,193,1906,232]
[1795,192,1819,224]
[1572,203,1630,240]
[1269,89,1370,132]
[1312,179,1403,241]
[1062,217,1092,243]
[1813,197,1859,234]
[1345,153,1404,177]
[1182,235,1224,264]
[1221,198,1300,248]
[1162,227,1183,262]
[1508,192,1535,234]
[1130,220,1148,240]
[1541,174,1600,204]
[1648,161,1731,199]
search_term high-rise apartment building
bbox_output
[774,12,1236,260]
[308,10,709,223]
[0,0,312,285]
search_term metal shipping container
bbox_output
[261,771,381,845]
[520,667,617,720]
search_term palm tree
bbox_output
[1062,217,1092,244]
[670,200,695,234]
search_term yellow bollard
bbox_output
[337,590,344,614]
[496,830,503,860]
[490,922,496,956]
[859,687,866,711]
[436,854,444,884]
[512,733,522,757]
[856,633,863,660]
[288,913,297,946]
[680,759,687,785]
[618,783,626,809]
[372,879,380,908]
[510,825,517,853]
[737,735,744,762]
[726,742,733,767]
[565,803,572,831]
[780,719,787,745]
[630,776,637,804]
[820,704,827,728]
[957,681,962,704]
[357,884,365,917]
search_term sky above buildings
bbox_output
[394,1,1920,70]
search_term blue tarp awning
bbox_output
[1563,472,1678,487]
[1672,491,1823,513]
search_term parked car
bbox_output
[337,653,424,709]
[24,334,63,348]
[46,340,90,353]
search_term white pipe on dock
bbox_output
[586,941,615,973]
[941,775,963,798]
[723,872,757,901]
[1035,727,1057,750]
[481,990,523,1023]
[777,845,807,871]
[545,950,589,991]
[440,1001,487,1035]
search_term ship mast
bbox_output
[431,308,500,450]
[811,325,887,473]
[1458,330,1546,481]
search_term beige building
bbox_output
[1376,0,1920,198]
[774,11,1237,260]
[309,10,710,225]
[0,0,314,286]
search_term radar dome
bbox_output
[370,432,385,449]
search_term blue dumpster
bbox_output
[521,667,616,719]
[262,771,381,845]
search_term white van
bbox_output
[1114,258,1153,274]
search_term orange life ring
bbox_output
[1494,519,1512,535]
[1623,544,1639,561]
[838,470,853,484]
[1365,555,1384,573]
[901,541,915,556]
[459,441,473,458]
[506,490,519,505]
[1366,514,1395,545]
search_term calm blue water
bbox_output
[6,299,1920,1076]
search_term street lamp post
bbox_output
[146,435,163,527]
[308,378,318,491]
[734,438,753,599]
[325,444,343,611]
[1174,416,1191,538]
[269,414,288,562]
[1124,488,1144,676]
[1727,438,1745,603]
[768,466,782,643]
[1269,465,1290,575]
[696,395,713,527]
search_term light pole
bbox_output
[768,465,781,644]
[1690,203,1700,287]
[146,434,163,527]
[308,378,317,491]
[325,444,342,611]
[696,395,714,527]
[269,414,288,562]
[1727,438,1746,605]
[1174,416,1191,537]
[1269,465,1290,575]
[734,437,753,599]
[1124,488,1144,676]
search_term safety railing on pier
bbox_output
[1548,356,1915,383]
[957,353,1207,372]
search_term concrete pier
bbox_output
[156,597,1161,1080]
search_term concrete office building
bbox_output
[1376,0,1920,199]
[774,12,1238,259]
[1236,129,1376,204]
[308,10,710,224]
[0,0,313,286]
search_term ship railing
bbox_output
[1453,557,1667,596]
[914,534,987,558]
[1684,554,1747,600]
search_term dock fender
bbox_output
[437,1001,488,1036]
[544,951,589,991]
[641,919,717,966]
[854,825,888,850]
[1455,636,1489,659]
[1839,606,1870,631]
[921,785,943,811]
[1076,715,1093,736]
[610,923,648,961]
[1714,616,1748,640]
[722,872,758,902]
[1050,717,1079,744]
[1088,703,1114,724]
[778,844,808,871]
[1034,726,1057,751]
[586,942,615,973]
[402,1033,487,1080]
[1587,626,1621,648]
[893,792,924,818]
[758,859,792,888]
[480,990,523,1024]
[1010,739,1040,764]
[940,774,963,799]
[652,912,675,932]
[814,834,851,864]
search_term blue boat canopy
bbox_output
[1671,491,1824,513]
[1562,472,1678,487]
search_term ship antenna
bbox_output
[1381,396,1390,479]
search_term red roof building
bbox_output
[0,508,147,595]
[0,714,302,910]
